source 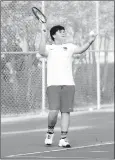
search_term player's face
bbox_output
[54,29,66,42]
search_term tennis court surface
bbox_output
[1,106,114,160]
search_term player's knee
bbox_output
[49,110,59,118]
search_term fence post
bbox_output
[96,1,101,110]
[41,1,46,115]
[41,58,46,114]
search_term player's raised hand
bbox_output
[42,23,47,34]
[89,31,97,43]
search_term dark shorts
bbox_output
[47,85,75,113]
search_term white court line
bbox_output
[90,151,109,152]
[12,156,92,159]
[15,157,113,160]
[6,141,114,158]
[2,126,92,136]
[11,156,111,160]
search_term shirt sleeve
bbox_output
[45,45,50,56]
[70,43,80,55]
[36,45,50,58]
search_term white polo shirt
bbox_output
[46,43,77,87]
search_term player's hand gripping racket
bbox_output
[32,7,47,23]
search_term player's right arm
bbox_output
[39,23,48,57]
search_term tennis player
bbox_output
[39,23,97,147]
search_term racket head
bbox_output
[32,7,47,23]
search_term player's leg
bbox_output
[48,110,59,134]
[61,112,70,138]
[45,86,60,145]
[59,85,75,147]
[45,110,59,145]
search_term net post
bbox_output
[96,1,101,110]
[41,58,46,115]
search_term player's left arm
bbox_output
[73,32,97,55]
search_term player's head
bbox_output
[50,25,65,42]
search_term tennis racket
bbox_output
[32,7,47,23]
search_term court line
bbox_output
[1,126,92,136]
[10,156,92,159]
[9,156,111,160]
[90,150,109,152]
[6,141,114,158]
[13,157,113,160]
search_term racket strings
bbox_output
[37,12,46,22]
[32,7,46,23]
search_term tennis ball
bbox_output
[89,107,93,111]
[89,31,95,36]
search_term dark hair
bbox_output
[50,25,65,41]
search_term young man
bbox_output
[39,24,97,148]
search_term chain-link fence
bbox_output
[1,1,114,116]
[73,50,114,108]
[1,52,43,115]
[1,51,114,116]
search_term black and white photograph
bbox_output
[1,1,114,160]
